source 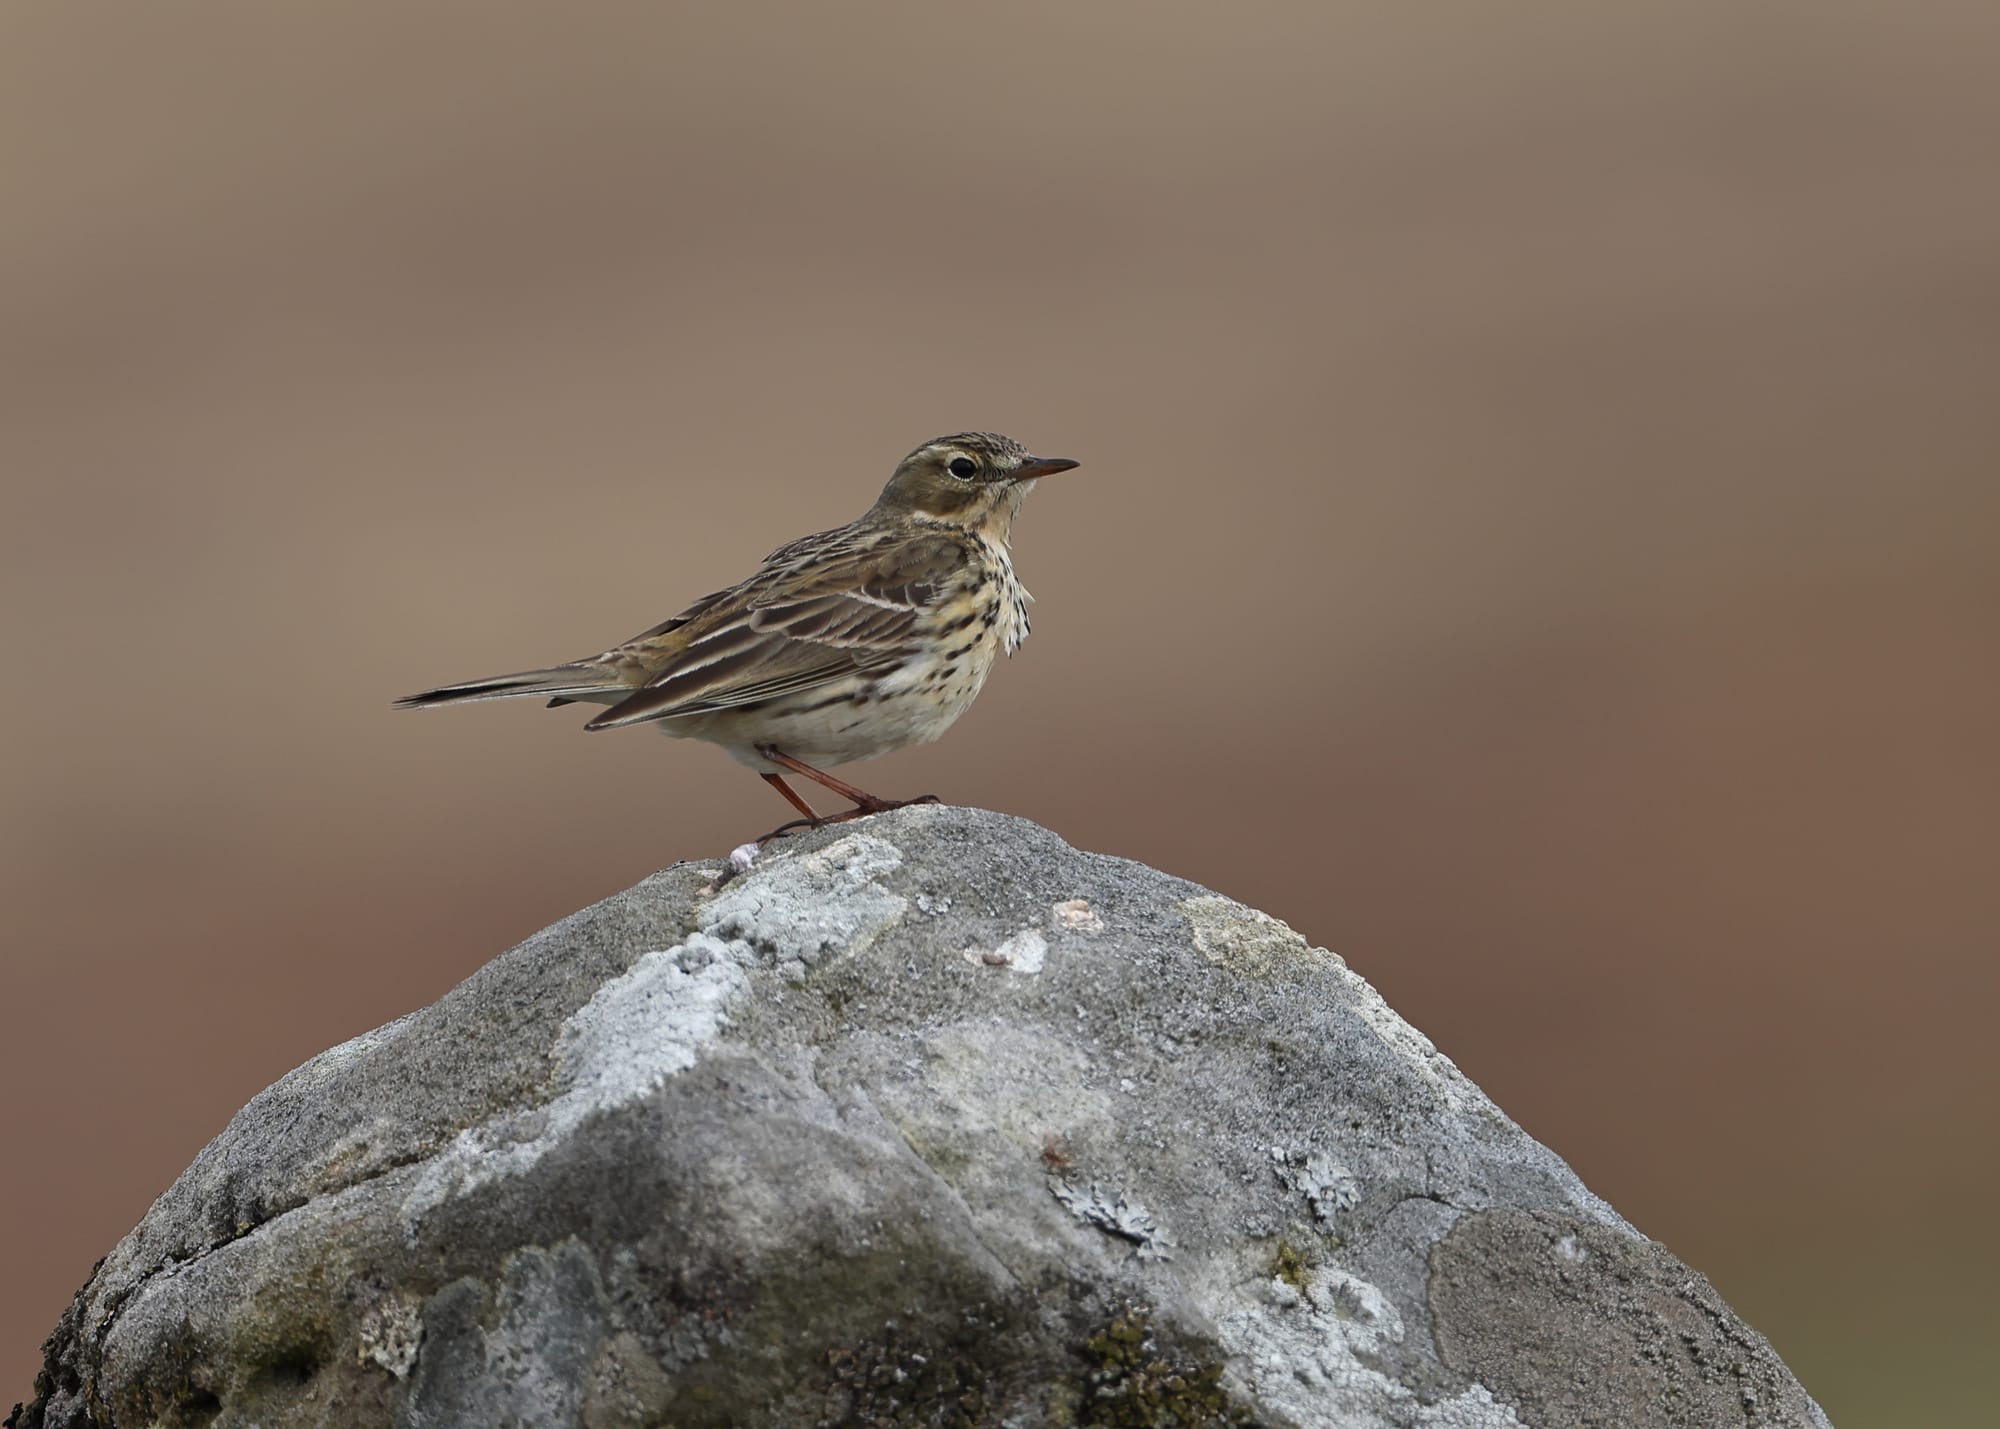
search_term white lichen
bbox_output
[703,835,906,967]
[1273,1147,1361,1223]
[1050,1178,1173,1260]
[357,1294,423,1379]
[1218,1260,1525,1428]
[398,836,905,1239]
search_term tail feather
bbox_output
[393,664,620,710]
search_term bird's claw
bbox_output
[748,794,940,849]
[750,815,822,846]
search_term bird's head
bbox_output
[874,432,1080,530]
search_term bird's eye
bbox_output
[948,457,978,480]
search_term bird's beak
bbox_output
[1011,456,1081,481]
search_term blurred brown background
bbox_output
[4,3,1996,1422]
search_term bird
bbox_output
[395,432,1080,841]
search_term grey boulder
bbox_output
[14,806,1830,1427]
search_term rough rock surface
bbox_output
[13,807,1830,1428]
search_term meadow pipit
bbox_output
[396,432,1079,840]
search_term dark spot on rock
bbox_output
[256,1341,323,1389]
[177,1386,223,1426]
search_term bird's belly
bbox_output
[663,644,1001,771]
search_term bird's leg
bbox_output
[756,745,941,817]
[761,772,821,824]
[745,772,831,846]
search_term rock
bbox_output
[11,807,1831,1428]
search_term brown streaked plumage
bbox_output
[395,432,1078,838]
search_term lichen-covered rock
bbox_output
[11,807,1830,1428]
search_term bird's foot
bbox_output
[747,795,941,849]
[749,814,823,846]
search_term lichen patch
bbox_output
[702,834,907,968]
[357,1294,423,1379]
[1051,1179,1173,1260]
[400,836,906,1238]
[1216,1257,1526,1428]
[1272,1147,1360,1224]
[1179,895,1316,977]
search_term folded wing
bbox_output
[583,531,967,730]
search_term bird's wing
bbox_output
[582,530,968,730]
[619,587,736,644]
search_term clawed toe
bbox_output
[748,750,946,851]
[748,795,938,848]
[751,815,822,845]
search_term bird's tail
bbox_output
[392,662,623,711]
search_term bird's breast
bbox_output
[958,537,1030,655]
